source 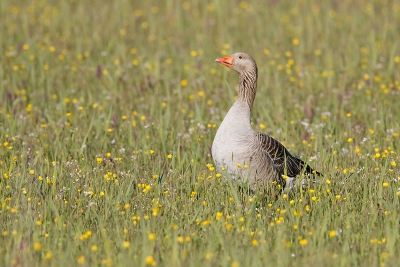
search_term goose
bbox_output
[212,52,321,193]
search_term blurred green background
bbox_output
[1,0,399,266]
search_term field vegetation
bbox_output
[1,0,399,266]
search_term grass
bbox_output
[1,0,399,266]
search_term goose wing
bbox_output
[256,133,321,177]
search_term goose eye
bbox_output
[239,56,242,59]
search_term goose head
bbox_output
[215,52,257,74]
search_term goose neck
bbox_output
[238,69,258,110]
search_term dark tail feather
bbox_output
[293,156,323,176]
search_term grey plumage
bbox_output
[256,133,322,185]
[212,52,321,192]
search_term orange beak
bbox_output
[215,55,233,68]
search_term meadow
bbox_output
[1,0,399,266]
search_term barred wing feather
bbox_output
[256,133,322,177]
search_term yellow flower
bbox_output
[181,79,188,87]
[382,182,389,187]
[251,239,259,246]
[91,245,98,252]
[148,233,156,241]
[145,255,156,266]
[370,238,378,244]
[328,230,336,238]
[123,241,130,248]
[77,256,85,265]
[44,252,52,259]
[29,170,35,175]
[167,154,172,159]
[34,242,41,250]
[299,239,308,246]
[259,123,266,129]
[292,38,300,45]
[201,220,211,226]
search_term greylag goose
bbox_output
[212,52,321,193]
